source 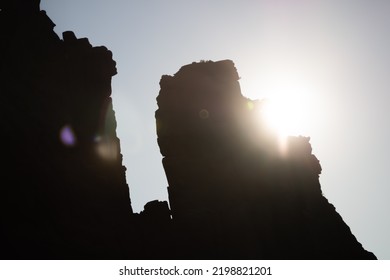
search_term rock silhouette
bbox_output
[0,1,376,259]
[0,0,133,259]
[156,60,376,259]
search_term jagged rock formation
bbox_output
[156,60,376,259]
[0,0,134,259]
[1,1,376,260]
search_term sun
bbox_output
[261,97,307,139]
[247,76,313,151]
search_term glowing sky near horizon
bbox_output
[41,0,390,259]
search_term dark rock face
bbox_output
[1,1,376,260]
[0,1,134,259]
[156,60,376,259]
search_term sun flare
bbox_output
[247,76,313,149]
[261,97,307,139]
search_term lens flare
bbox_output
[96,138,118,160]
[247,101,255,111]
[199,109,209,119]
[59,125,76,147]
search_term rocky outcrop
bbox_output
[156,60,376,259]
[0,0,133,259]
[0,1,376,260]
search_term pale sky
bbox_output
[41,0,390,259]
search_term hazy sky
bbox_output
[40,0,389,259]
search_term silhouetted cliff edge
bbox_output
[0,0,133,259]
[0,1,376,260]
[156,60,377,259]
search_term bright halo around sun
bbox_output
[261,97,307,138]
[255,79,313,152]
